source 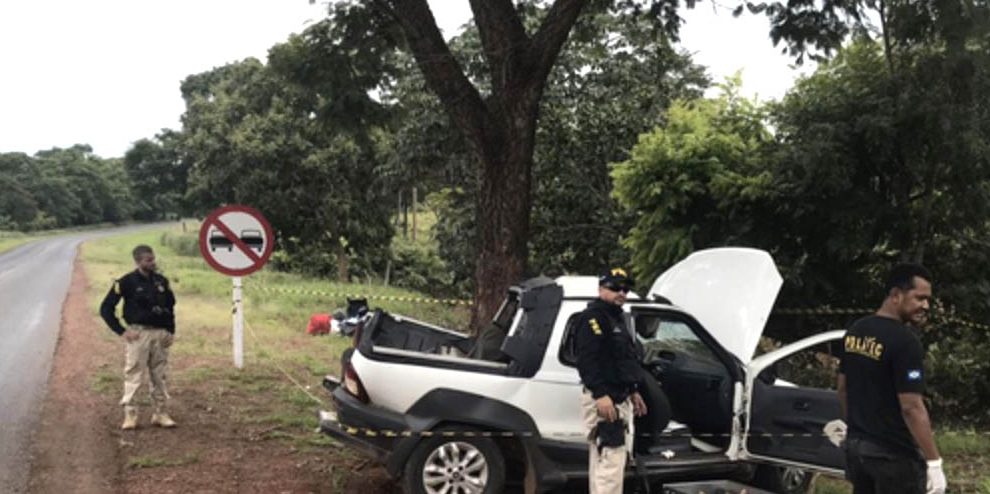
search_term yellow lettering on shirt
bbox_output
[844,335,884,360]
[589,318,602,336]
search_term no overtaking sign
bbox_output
[198,205,273,369]
[198,205,273,276]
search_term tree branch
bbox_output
[528,0,591,90]
[468,0,530,99]
[373,0,491,148]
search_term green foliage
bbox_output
[925,321,990,425]
[425,189,477,297]
[388,241,452,295]
[769,39,990,313]
[160,231,199,257]
[179,33,395,279]
[123,130,190,219]
[611,78,776,286]
[612,38,990,423]
[530,10,709,277]
[399,9,709,287]
[0,146,136,231]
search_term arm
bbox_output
[898,392,940,460]
[837,372,847,419]
[574,314,607,398]
[163,278,176,334]
[99,282,127,336]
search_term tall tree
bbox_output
[123,130,190,220]
[180,50,395,279]
[362,0,687,328]
[376,6,707,296]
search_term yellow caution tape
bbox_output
[251,283,473,306]
[321,425,990,439]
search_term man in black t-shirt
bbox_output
[838,263,946,494]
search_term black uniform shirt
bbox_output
[840,315,925,457]
[100,270,176,335]
[574,299,641,402]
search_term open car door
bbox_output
[742,330,847,475]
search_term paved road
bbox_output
[0,224,168,493]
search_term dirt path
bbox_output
[27,251,395,493]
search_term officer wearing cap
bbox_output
[575,268,647,494]
[100,244,177,430]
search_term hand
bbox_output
[162,333,174,348]
[926,458,946,494]
[123,329,140,342]
[823,419,847,447]
[631,392,648,417]
[595,395,617,422]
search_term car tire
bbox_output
[401,429,506,494]
[751,464,813,494]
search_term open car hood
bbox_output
[648,248,782,362]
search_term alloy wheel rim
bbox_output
[422,441,489,494]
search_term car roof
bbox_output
[553,275,643,300]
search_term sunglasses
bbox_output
[603,283,631,293]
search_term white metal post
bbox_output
[232,276,244,369]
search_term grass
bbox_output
[79,223,990,492]
[90,365,121,394]
[812,431,990,493]
[0,230,45,254]
[81,222,470,456]
[0,222,139,255]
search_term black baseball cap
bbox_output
[599,267,634,292]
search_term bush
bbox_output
[160,232,200,257]
[389,241,466,297]
[926,322,990,427]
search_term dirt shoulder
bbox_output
[28,251,395,493]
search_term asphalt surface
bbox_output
[0,224,168,493]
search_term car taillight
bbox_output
[351,321,363,348]
[343,360,369,404]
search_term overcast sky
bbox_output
[0,1,812,158]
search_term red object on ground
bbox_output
[307,314,331,335]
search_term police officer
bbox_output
[100,244,177,430]
[575,268,647,494]
[838,263,946,494]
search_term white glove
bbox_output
[926,458,946,494]
[823,419,847,447]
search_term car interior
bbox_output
[560,309,737,457]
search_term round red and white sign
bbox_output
[198,205,274,276]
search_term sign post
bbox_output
[232,276,244,368]
[198,205,274,369]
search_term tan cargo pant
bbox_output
[581,389,634,494]
[120,325,171,412]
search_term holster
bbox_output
[595,419,626,452]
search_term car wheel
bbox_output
[752,464,813,494]
[402,431,505,494]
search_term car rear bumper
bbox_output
[318,408,392,463]
[318,376,416,477]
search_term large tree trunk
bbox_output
[470,101,538,329]
[379,0,588,331]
